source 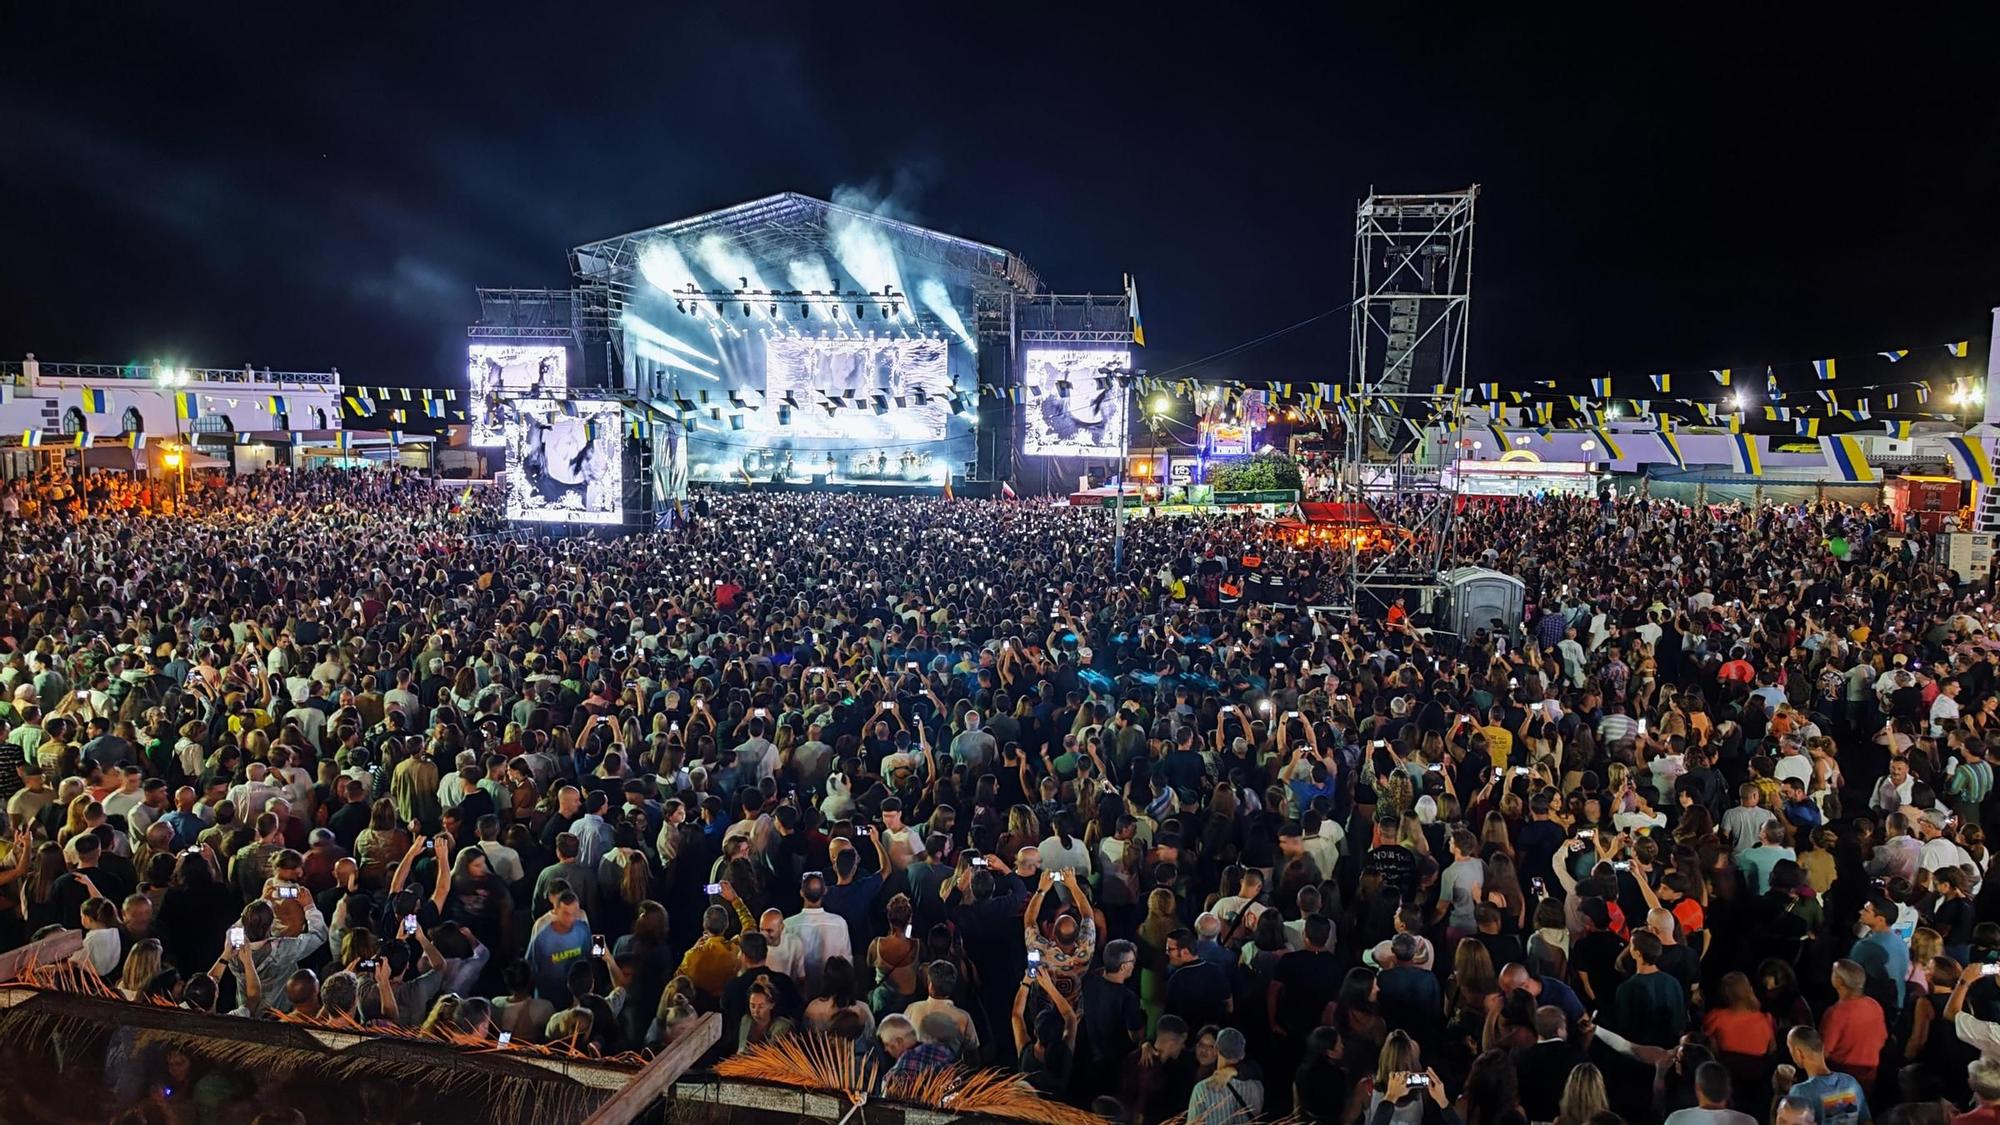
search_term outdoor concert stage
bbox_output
[471,192,1140,529]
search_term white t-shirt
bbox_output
[1775,754,1814,787]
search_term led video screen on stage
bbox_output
[468,344,569,447]
[503,398,623,525]
[760,336,952,441]
[1022,347,1131,456]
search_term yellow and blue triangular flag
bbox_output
[1729,433,1763,475]
[1813,359,1837,382]
[1589,376,1612,397]
[1710,368,1732,386]
[1943,435,1997,485]
[79,387,109,414]
[1948,341,1970,358]
[72,432,92,449]
[1591,427,1622,461]
[1885,420,1913,439]
[1795,418,1822,438]
[1649,373,1671,393]
[124,431,141,449]
[334,431,352,453]
[424,398,445,419]
[1821,435,1875,482]
[1880,349,1908,363]
[1657,428,1686,469]
[267,395,288,416]
[20,429,40,448]
[174,392,200,421]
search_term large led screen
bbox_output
[760,336,951,441]
[503,398,623,525]
[469,344,569,447]
[1021,347,1131,456]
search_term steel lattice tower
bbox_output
[1340,187,1478,617]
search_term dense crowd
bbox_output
[4,464,2000,1125]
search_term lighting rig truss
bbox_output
[664,282,905,322]
[1340,186,1479,618]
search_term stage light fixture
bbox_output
[675,300,686,314]
[856,303,867,318]
[742,303,751,317]
[768,304,777,317]
[800,304,810,318]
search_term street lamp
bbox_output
[1103,362,1146,569]
[161,443,185,496]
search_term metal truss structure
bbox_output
[569,192,1040,321]
[1341,187,1479,618]
[469,288,609,341]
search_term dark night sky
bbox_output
[3,9,1996,390]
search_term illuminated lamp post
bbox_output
[161,443,184,497]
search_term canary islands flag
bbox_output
[1814,359,1837,382]
[1657,428,1686,469]
[1591,427,1622,461]
[79,387,109,414]
[1821,435,1875,482]
[174,392,200,421]
[1948,341,1970,358]
[1124,273,1146,347]
[1943,435,1997,485]
[1589,376,1612,397]
[1729,433,1763,475]
[1649,373,1671,393]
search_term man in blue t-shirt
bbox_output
[1775,1025,1871,1125]
[1851,891,1910,1012]
[525,891,593,1003]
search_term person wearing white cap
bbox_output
[948,711,996,771]
[1918,809,1973,874]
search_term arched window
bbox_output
[190,414,230,434]
[121,407,144,436]
[59,407,84,436]
[314,406,329,430]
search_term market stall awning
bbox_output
[1297,501,1382,527]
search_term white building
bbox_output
[0,355,417,478]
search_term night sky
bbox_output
[4,10,1996,392]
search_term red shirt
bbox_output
[1820,995,1888,1070]
[1719,659,1756,684]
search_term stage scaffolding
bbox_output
[1339,187,1478,619]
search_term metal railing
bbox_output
[2,361,341,387]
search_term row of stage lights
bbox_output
[696,320,948,344]
[670,281,905,322]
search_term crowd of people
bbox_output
[3,464,2000,1125]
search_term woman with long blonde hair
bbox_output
[56,794,93,848]
[118,938,164,1001]
[1555,1063,1609,1125]
[1398,812,1431,859]
[1136,887,1179,1032]
[1480,811,1515,860]
[1367,1031,1428,1125]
